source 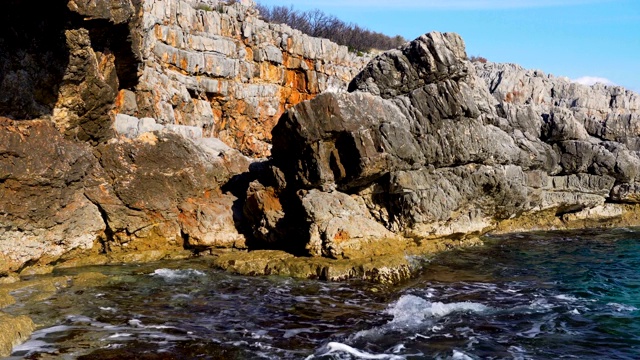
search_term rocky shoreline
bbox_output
[2,0,640,284]
[1,0,640,355]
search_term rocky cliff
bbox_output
[2,0,640,283]
[124,0,369,156]
[247,32,640,260]
[0,0,368,276]
[1,0,367,155]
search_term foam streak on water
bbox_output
[306,342,406,360]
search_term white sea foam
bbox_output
[306,342,405,360]
[10,340,54,355]
[354,295,488,342]
[607,302,638,312]
[390,344,406,353]
[423,288,437,298]
[386,295,488,324]
[11,325,76,355]
[128,319,144,327]
[451,350,474,360]
[554,294,578,302]
[108,333,133,339]
[150,268,205,279]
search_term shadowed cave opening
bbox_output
[0,0,71,119]
[0,0,139,121]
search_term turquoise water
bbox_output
[4,228,640,359]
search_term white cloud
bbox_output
[572,76,617,86]
[306,0,608,9]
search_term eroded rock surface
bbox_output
[89,131,250,253]
[0,0,366,274]
[0,119,104,274]
[0,117,249,275]
[251,32,640,258]
[2,0,640,289]
[126,0,369,156]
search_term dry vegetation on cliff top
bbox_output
[255,3,406,53]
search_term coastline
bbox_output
[2,0,640,355]
[2,211,640,356]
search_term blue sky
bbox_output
[255,0,640,92]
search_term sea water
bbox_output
[3,228,640,359]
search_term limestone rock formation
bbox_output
[0,118,105,274]
[1,0,367,156]
[89,131,250,252]
[0,117,248,275]
[251,32,640,258]
[0,0,130,144]
[0,0,367,274]
[125,0,369,156]
[2,0,640,285]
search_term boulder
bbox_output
[88,131,250,252]
[0,117,250,273]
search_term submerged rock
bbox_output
[0,313,34,357]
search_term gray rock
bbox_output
[300,189,400,258]
[138,117,165,134]
[114,113,141,138]
[259,31,640,253]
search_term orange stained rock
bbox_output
[203,190,212,199]
[333,230,350,243]
[284,70,307,92]
[287,91,302,105]
[167,29,177,46]
[97,53,115,76]
[286,37,293,52]
[504,90,523,103]
[177,209,198,228]
[259,62,283,83]
[303,58,315,71]
[212,106,223,121]
[180,57,189,71]
[114,90,126,112]
[244,46,253,61]
[248,186,283,213]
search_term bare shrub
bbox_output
[469,55,488,63]
[255,3,406,52]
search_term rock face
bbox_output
[0,0,366,274]
[124,0,369,156]
[0,0,135,144]
[251,32,640,258]
[0,118,105,273]
[2,0,640,283]
[1,0,366,155]
[0,117,248,274]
